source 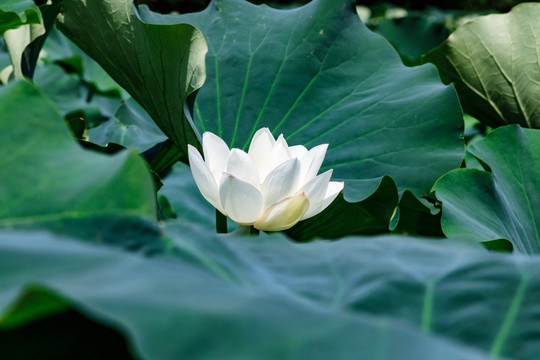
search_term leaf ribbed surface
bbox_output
[2,228,534,359]
[140,0,464,198]
[426,3,540,128]
[434,125,540,254]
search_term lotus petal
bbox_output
[202,131,230,183]
[254,192,309,231]
[302,181,344,220]
[261,158,301,208]
[219,173,263,224]
[188,145,224,214]
[226,148,260,188]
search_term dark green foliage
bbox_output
[2,0,540,359]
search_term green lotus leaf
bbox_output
[2,228,534,359]
[140,0,464,200]
[56,0,207,152]
[0,0,41,35]
[426,3,540,128]
[433,125,540,254]
[0,80,159,247]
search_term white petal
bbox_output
[272,135,292,165]
[260,158,301,208]
[248,128,275,168]
[187,145,224,214]
[226,149,260,188]
[202,132,230,184]
[259,135,292,182]
[301,181,344,220]
[302,169,333,205]
[254,192,310,231]
[289,145,308,160]
[219,173,263,225]
[299,144,328,183]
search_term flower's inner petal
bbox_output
[271,135,291,165]
[301,180,344,220]
[202,132,230,183]
[248,127,275,169]
[260,158,301,208]
[188,145,225,214]
[254,192,309,231]
[299,144,328,183]
[289,145,308,160]
[226,149,260,188]
[259,135,292,181]
[219,173,263,225]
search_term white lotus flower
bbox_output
[187,128,344,231]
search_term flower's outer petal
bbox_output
[226,149,260,188]
[302,169,333,205]
[301,181,344,220]
[289,145,308,160]
[202,132,230,183]
[254,192,310,231]
[220,172,263,225]
[188,145,225,214]
[300,144,328,183]
[248,127,275,168]
[260,158,301,208]
[259,135,292,181]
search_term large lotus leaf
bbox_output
[56,0,207,152]
[433,125,540,254]
[140,0,464,200]
[425,3,540,128]
[168,223,540,360]
[0,80,160,247]
[1,229,526,360]
[0,0,41,34]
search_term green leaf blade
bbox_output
[0,80,158,245]
[141,0,464,198]
[433,125,540,254]
[426,3,540,128]
[56,0,207,152]
[1,228,530,360]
